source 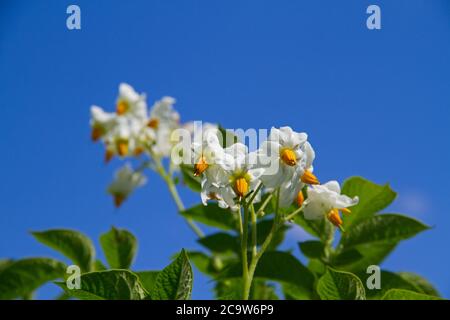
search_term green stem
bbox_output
[256,193,273,217]
[250,203,257,260]
[283,204,304,222]
[247,188,281,291]
[153,156,205,238]
[238,204,251,300]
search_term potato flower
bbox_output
[107,164,147,207]
[303,181,359,229]
[259,126,318,189]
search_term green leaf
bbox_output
[317,267,366,300]
[56,269,147,300]
[222,251,315,297]
[214,279,242,300]
[339,214,430,250]
[334,214,428,273]
[180,164,202,192]
[398,272,440,297]
[180,203,237,231]
[94,259,107,271]
[251,280,279,300]
[188,251,217,276]
[382,289,443,300]
[294,213,335,243]
[364,271,418,299]
[100,227,137,269]
[299,240,325,259]
[135,271,160,293]
[151,249,193,300]
[333,243,397,273]
[341,177,397,228]
[31,229,95,272]
[197,233,238,253]
[0,258,66,299]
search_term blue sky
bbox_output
[1,0,449,299]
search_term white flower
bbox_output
[278,141,316,208]
[115,83,148,121]
[259,126,317,189]
[145,96,181,157]
[107,164,147,207]
[190,125,225,179]
[303,181,358,228]
[147,96,179,130]
[201,143,264,211]
[90,106,117,141]
[102,116,144,162]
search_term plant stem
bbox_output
[256,193,273,217]
[250,203,257,260]
[152,156,205,238]
[247,188,281,294]
[283,204,304,222]
[238,204,251,300]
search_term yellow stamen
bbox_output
[113,194,125,208]
[234,177,249,197]
[280,148,297,166]
[327,208,343,227]
[104,149,114,163]
[91,127,103,142]
[301,170,320,185]
[148,118,159,129]
[297,191,305,207]
[194,156,209,176]
[117,140,129,156]
[134,147,144,156]
[116,100,129,115]
[340,207,351,215]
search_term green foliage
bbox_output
[382,289,443,300]
[0,177,442,300]
[100,227,137,269]
[397,272,440,297]
[150,249,193,300]
[57,270,147,300]
[0,258,66,299]
[179,164,202,192]
[181,203,238,230]
[317,268,366,300]
[31,229,95,272]
[135,271,160,292]
[341,176,397,228]
[299,241,325,260]
[198,232,238,253]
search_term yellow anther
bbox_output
[301,170,320,185]
[340,207,351,215]
[297,191,305,207]
[194,156,209,176]
[234,177,249,198]
[116,100,129,115]
[280,148,297,166]
[148,118,159,129]
[327,208,343,227]
[104,149,114,163]
[113,194,125,208]
[134,147,145,156]
[117,140,129,156]
[91,126,103,142]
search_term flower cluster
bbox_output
[193,126,358,229]
[90,83,358,229]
